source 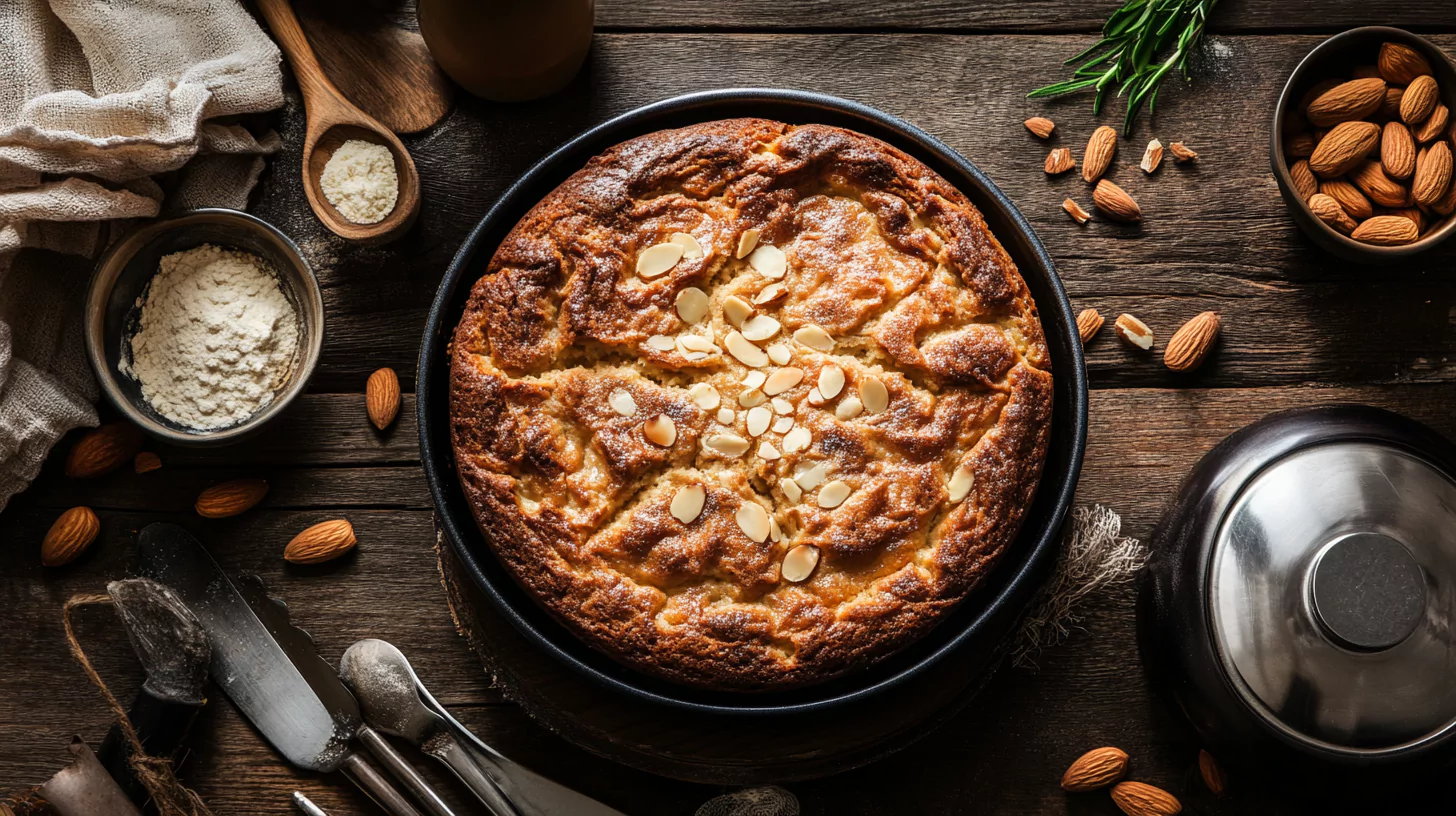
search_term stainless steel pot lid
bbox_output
[1210,441,1456,754]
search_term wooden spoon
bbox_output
[256,0,421,244]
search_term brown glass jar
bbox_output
[417,0,594,102]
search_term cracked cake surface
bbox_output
[449,118,1052,691]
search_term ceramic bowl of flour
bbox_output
[85,209,324,445]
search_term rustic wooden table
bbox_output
[5,2,1456,814]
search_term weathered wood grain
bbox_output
[253,33,1456,393]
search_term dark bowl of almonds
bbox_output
[1271,26,1456,263]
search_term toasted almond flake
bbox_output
[735,501,771,542]
[706,434,749,457]
[644,414,676,446]
[716,408,735,425]
[746,406,772,436]
[781,545,820,582]
[1140,139,1164,174]
[636,242,683,278]
[860,378,888,414]
[681,351,708,361]
[1062,198,1092,225]
[757,441,781,460]
[608,389,637,417]
[725,331,769,367]
[794,461,828,490]
[769,517,783,543]
[817,480,852,509]
[817,365,845,399]
[793,324,834,352]
[806,387,826,406]
[772,416,795,433]
[669,232,704,259]
[741,314,781,342]
[754,284,786,305]
[688,383,720,411]
[767,344,791,365]
[736,228,761,259]
[670,485,705,523]
[647,334,676,351]
[748,244,787,279]
[763,367,804,396]
[677,334,718,354]
[836,397,864,419]
[675,287,709,324]
[738,388,766,408]
[948,462,975,503]
[782,426,812,454]
[772,397,794,415]
[742,371,767,389]
[780,478,803,503]
[723,296,754,328]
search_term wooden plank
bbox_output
[594,0,1456,33]
[6,384,1456,812]
[253,33,1456,393]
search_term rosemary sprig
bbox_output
[1028,0,1219,133]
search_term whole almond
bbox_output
[1111,781,1182,816]
[1198,750,1227,796]
[1432,175,1456,216]
[1352,214,1420,245]
[1061,746,1128,792]
[41,507,100,567]
[1413,141,1453,207]
[1379,42,1433,86]
[1306,77,1387,126]
[1164,311,1221,372]
[1290,159,1319,201]
[1400,74,1438,124]
[1380,86,1405,120]
[366,367,401,430]
[133,452,163,474]
[1319,178,1373,220]
[1024,117,1056,139]
[285,519,357,564]
[1093,180,1141,222]
[196,478,269,518]
[1351,160,1410,207]
[1414,104,1449,144]
[1300,78,1344,115]
[1076,309,1104,344]
[1308,193,1358,235]
[1168,142,1198,163]
[1381,121,1417,179]
[1284,132,1316,159]
[1140,139,1164,174]
[1063,198,1092,225]
[1083,126,1118,182]
[1045,147,1076,175]
[1308,120,1381,177]
[1383,207,1424,232]
[1114,314,1154,350]
[65,423,143,479]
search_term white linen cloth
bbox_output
[0,0,284,510]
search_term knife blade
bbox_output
[135,523,448,816]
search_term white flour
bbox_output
[123,244,299,430]
[320,139,398,224]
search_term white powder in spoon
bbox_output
[122,244,299,431]
[320,139,398,224]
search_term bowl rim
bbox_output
[83,208,324,446]
[1270,26,1456,259]
[417,88,1089,715]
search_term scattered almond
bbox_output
[1083,126,1118,182]
[1198,750,1227,797]
[1024,116,1056,139]
[1060,746,1129,792]
[1381,121,1417,179]
[1164,311,1220,372]
[1110,781,1182,816]
[1416,104,1450,144]
[41,507,100,567]
[133,452,162,474]
[1045,147,1076,175]
[284,519,357,564]
[1308,120,1380,177]
[1351,214,1420,245]
[1379,42,1433,86]
[781,544,820,583]
[1140,139,1164,174]
[1400,74,1439,124]
[1093,180,1141,222]
[65,423,143,479]
[1063,198,1092,225]
[1307,77,1387,126]
[366,367,401,430]
[1319,179,1373,220]
[1076,309,1104,344]
[1114,314,1154,350]
[1413,141,1453,207]
[1308,193,1358,234]
[196,478,269,518]
[636,242,684,278]
[643,414,677,447]
[735,228,761,259]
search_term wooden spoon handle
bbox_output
[255,0,347,109]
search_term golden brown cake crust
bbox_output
[449,118,1052,691]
